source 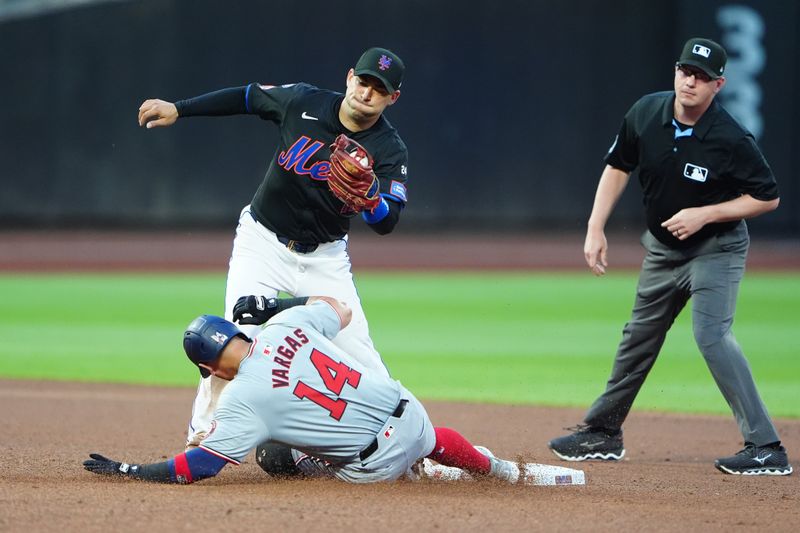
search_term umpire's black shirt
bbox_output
[605,91,779,248]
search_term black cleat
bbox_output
[714,444,793,476]
[548,424,625,461]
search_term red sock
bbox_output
[428,427,491,474]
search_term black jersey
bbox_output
[605,91,779,248]
[244,83,408,243]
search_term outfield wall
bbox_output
[0,0,797,237]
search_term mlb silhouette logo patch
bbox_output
[384,425,395,439]
[692,44,711,58]
[684,163,708,182]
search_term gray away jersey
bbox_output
[200,301,403,464]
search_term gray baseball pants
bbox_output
[584,221,781,446]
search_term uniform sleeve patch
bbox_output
[389,180,407,202]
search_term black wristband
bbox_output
[274,297,310,313]
[127,461,173,483]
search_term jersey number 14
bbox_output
[293,349,362,420]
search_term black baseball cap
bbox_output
[677,38,727,79]
[354,47,405,92]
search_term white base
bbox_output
[419,460,585,486]
[522,462,586,485]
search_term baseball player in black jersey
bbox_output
[548,38,792,476]
[137,47,409,451]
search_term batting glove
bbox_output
[232,295,277,325]
[83,453,140,477]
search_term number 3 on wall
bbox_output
[717,5,765,139]
[293,349,362,420]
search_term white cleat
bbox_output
[419,446,585,486]
[477,445,586,486]
[475,445,520,484]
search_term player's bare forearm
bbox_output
[661,195,779,241]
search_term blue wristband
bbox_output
[362,197,390,224]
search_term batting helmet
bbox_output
[183,315,249,378]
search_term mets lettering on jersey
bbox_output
[271,329,310,387]
[278,137,331,180]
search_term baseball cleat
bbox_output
[714,444,793,476]
[548,424,625,462]
[474,445,520,483]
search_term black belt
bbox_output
[247,210,319,254]
[276,236,318,254]
[359,400,409,462]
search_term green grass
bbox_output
[0,271,797,418]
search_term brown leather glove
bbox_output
[327,134,381,214]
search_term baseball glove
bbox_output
[327,134,381,214]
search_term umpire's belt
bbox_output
[359,399,409,462]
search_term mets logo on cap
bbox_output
[354,47,405,92]
[378,54,392,70]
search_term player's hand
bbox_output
[138,99,179,129]
[584,229,608,276]
[83,453,139,477]
[232,295,278,325]
[661,207,708,241]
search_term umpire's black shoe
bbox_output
[548,424,625,461]
[714,444,793,476]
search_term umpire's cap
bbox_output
[677,37,727,79]
[183,315,249,378]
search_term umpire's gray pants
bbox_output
[584,222,780,446]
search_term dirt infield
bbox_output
[1,379,797,533]
[2,232,798,532]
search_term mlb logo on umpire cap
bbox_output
[692,44,711,58]
[678,38,727,79]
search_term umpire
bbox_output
[548,38,791,476]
